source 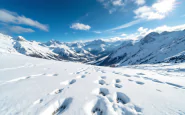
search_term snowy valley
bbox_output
[1,30,185,67]
[0,31,185,115]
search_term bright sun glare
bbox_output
[153,0,176,14]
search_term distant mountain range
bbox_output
[99,30,185,66]
[1,30,185,66]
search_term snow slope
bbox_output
[0,33,18,54]
[0,34,61,60]
[0,33,124,63]
[44,39,124,62]
[100,30,185,66]
[0,53,185,115]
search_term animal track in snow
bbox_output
[128,79,134,82]
[114,84,122,88]
[3,73,45,85]
[7,76,31,83]
[98,80,106,85]
[133,75,141,78]
[60,79,76,85]
[152,79,164,84]
[123,74,131,77]
[114,92,130,104]
[113,71,122,75]
[84,98,110,115]
[100,76,106,79]
[44,73,58,77]
[50,88,63,95]
[76,75,86,79]
[143,77,153,80]
[135,81,145,85]
[40,97,73,115]
[165,82,184,89]
[115,79,121,83]
[137,73,145,75]
[92,88,109,96]
[69,79,76,84]
[156,89,162,92]
[33,99,43,105]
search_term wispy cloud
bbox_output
[106,19,142,31]
[123,24,185,40]
[0,9,49,31]
[134,0,176,20]
[135,0,145,5]
[93,31,102,34]
[9,26,35,34]
[70,23,91,30]
[121,33,127,36]
[97,0,125,14]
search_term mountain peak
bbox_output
[14,36,27,41]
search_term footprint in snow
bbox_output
[156,89,162,92]
[135,81,145,85]
[98,80,106,85]
[60,79,76,85]
[44,73,58,77]
[115,79,121,83]
[165,82,184,89]
[50,88,63,95]
[84,98,108,115]
[133,75,141,78]
[114,92,130,104]
[100,76,106,79]
[152,79,164,84]
[33,99,43,105]
[6,76,31,83]
[92,88,110,96]
[114,84,122,88]
[69,79,76,84]
[137,73,145,75]
[128,79,134,82]
[76,75,86,79]
[41,97,73,115]
[123,74,131,77]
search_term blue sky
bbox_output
[0,0,185,42]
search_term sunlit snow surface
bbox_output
[0,53,185,115]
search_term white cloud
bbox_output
[134,0,176,20]
[134,6,165,20]
[112,0,124,6]
[97,0,124,14]
[106,19,141,31]
[135,0,145,5]
[121,33,127,36]
[153,24,185,33]
[114,24,185,41]
[137,24,185,37]
[9,26,35,34]
[70,23,91,30]
[93,31,102,34]
[0,9,48,31]
[137,27,149,34]
[152,0,175,14]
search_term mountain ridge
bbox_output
[1,30,185,66]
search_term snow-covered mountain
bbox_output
[100,30,185,66]
[13,36,62,60]
[43,38,124,62]
[0,33,124,63]
[1,30,185,66]
[1,31,185,115]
